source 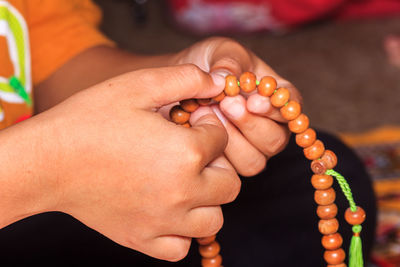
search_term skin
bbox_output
[0,65,240,261]
[1,37,302,261]
[36,37,302,177]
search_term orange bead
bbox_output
[327,264,347,267]
[197,98,212,106]
[239,72,257,93]
[224,75,240,96]
[317,204,338,220]
[199,241,221,258]
[288,114,309,134]
[280,100,301,121]
[180,99,199,113]
[213,91,226,102]
[322,233,343,250]
[311,159,329,175]
[319,218,339,235]
[324,248,346,265]
[258,76,277,97]
[321,150,338,169]
[311,174,333,190]
[197,235,216,245]
[182,122,191,128]
[270,87,290,108]
[304,140,325,160]
[344,206,366,225]
[314,188,336,205]
[296,128,316,148]
[201,254,222,267]
[170,105,190,124]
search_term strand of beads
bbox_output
[170,99,226,267]
[197,235,222,267]
[169,72,365,267]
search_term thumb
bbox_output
[206,38,252,76]
[127,64,226,109]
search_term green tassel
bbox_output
[349,225,363,267]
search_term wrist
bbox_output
[0,113,62,228]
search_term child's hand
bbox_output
[18,65,240,261]
[173,37,303,176]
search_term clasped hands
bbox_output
[12,38,301,262]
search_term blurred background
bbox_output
[95,0,400,266]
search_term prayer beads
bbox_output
[169,73,365,267]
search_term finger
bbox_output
[155,159,237,238]
[219,95,290,158]
[209,43,302,122]
[147,235,192,262]
[211,105,267,177]
[246,59,303,122]
[251,55,303,105]
[114,64,226,109]
[204,42,303,122]
[162,158,238,238]
[195,155,241,206]
[187,106,228,169]
[179,206,224,238]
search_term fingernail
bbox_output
[211,105,227,126]
[221,98,245,119]
[211,70,230,87]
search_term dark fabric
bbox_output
[0,132,376,266]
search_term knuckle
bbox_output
[244,119,258,133]
[240,156,267,177]
[187,147,204,167]
[183,139,205,166]
[263,132,290,156]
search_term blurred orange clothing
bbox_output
[0,0,113,128]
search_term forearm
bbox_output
[34,46,178,113]
[0,115,58,228]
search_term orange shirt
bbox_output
[0,0,113,128]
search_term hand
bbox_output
[22,65,241,261]
[172,37,303,176]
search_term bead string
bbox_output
[324,170,364,267]
[325,169,357,212]
[169,72,366,267]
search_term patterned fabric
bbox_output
[0,0,113,129]
[341,127,400,267]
